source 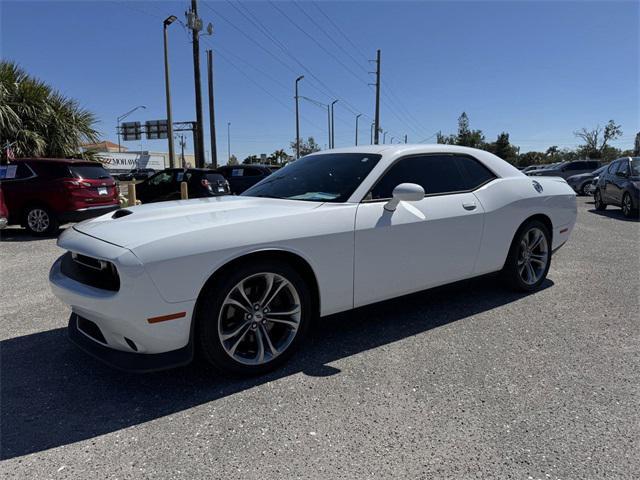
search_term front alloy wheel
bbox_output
[197,260,311,376]
[218,273,301,366]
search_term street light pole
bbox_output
[295,75,304,159]
[163,15,177,168]
[227,122,231,163]
[383,131,387,144]
[330,100,338,148]
[370,123,374,144]
[117,105,146,153]
[355,114,362,146]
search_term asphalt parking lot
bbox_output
[1,197,638,479]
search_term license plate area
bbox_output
[98,187,108,195]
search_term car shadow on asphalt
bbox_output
[588,208,640,222]
[1,275,553,460]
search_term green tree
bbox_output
[227,154,239,166]
[242,154,259,165]
[270,149,288,165]
[487,132,518,164]
[290,136,320,157]
[0,61,98,159]
[436,112,485,148]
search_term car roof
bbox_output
[14,157,103,165]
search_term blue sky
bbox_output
[2,0,638,162]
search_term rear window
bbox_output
[206,173,225,183]
[69,164,111,179]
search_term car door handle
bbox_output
[462,202,477,211]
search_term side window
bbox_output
[2,163,34,180]
[454,156,496,190]
[231,168,244,177]
[566,162,583,171]
[370,155,468,199]
[587,161,600,170]
[149,171,172,186]
[607,161,619,174]
[244,168,263,177]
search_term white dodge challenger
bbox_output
[50,145,577,375]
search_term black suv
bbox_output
[594,157,640,218]
[117,168,156,181]
[216,165,273,194]
[135,168,230,204]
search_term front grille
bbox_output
[61,251,120,291]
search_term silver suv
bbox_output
[528,160,601,179]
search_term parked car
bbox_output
[521,165,545,173]
[117,168,156,181]
[0,158,118,235]
[216,164,273,194]
[585,176,599,196]
[50,145,577,376]
[0,187,7,229]
[135,168,230,204]
[566,164,610,195]
[528,160,601,179]
[594,157,640,218]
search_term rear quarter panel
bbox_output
[472,176,576,275]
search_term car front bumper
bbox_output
[59,205,119,223]
[68,313,193,373]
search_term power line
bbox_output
[311,1,370,63]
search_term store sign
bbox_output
[95,152,166,173]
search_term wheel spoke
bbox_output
[259,324,278,355]
[525,261,536,283]
[266,305,300,316]
[220,321,251,341]
[529,231,543,251]
[530,253,547,266]
[228,325,251,355]
[225,298,251,313]
[254,327,265,363]
[263,279,289,308]
[258,273,275,306]
[266,316,299,329]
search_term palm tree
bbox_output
[0,61,98,160]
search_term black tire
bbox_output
[594,189,607,211]
[621,192,638,219]
[195,259,312,376]
[501,219,552,292]
[23,205,59,236]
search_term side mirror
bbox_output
[384,183,425,211]
[616,170,628,178]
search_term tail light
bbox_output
[63,179,91,189]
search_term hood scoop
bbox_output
[112,209,133,219]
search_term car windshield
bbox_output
[242,152,382,202]
[69,164,111,179]
[631,158,639,176]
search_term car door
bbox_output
[0,162,37,221]
[609,159,629,205]
[138,170,174,203]
[353,154,490,307]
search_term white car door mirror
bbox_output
[384,183,425,211]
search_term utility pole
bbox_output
[355,114,362,146]
[327,106,331,148]
[404,134,408,144]
[177,134,186,167]
[370,123,374,144]
[227,122,231,163]
[163,16,177,168]
[186,0,206,167]
[295,75,304,159]
[330,100,338,148]
[206,49,218,168]
[369,49,381,145]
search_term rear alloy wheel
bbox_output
[25,206,58,236]
[621,193,637,218]
[502,220,551,292]
[594,190,607,211]
[197,260,311,376]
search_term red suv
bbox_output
[0,158,119,235]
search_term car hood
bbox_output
[73,196,322,249]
